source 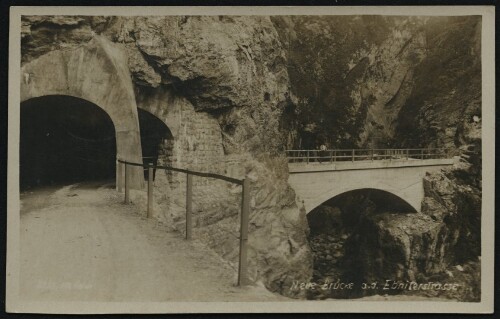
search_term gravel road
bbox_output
[20,182,285,302]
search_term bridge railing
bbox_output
[286,148,450,164]
[116,158,250,286]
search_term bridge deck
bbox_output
[288,158,455,173]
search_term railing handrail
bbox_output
[285,148,450,152]
[117,157,250,286]
[117,159,243,185]
[285,148,452,164]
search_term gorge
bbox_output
[20,14,482,301]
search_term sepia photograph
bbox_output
[6,5,495,314]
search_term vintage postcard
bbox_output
[6,5,494,314]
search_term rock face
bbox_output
[272,16,427,148]
[338,168,481,301]
[193,155,312,296]
[21,14,482,300]
[306,171,481,301]
[365,17,482,301]
[274,15,482,301]
[273,16,481,152]
[396,16,482,152]
[21,15,311,297]
[421,169,481,265]
[20,35,145,189]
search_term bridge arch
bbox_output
[305,185,420,215]
[307,188,417,238]
[21,36,144,188]
[287,162,455,215]
[308,187,416,219]
[288,151,455,215]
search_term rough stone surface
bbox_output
[272,16,428,148]
[273,16,481,154]
[331,168,481,301]
[20,15,482,300]
[130,154,313,298]
[194,155,313,297]
[396,16,482,152]
[21,15,311,297]
[21,35,144,188]
[275,15,482,301]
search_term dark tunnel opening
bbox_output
[306,189,417,300]
[137,109,173,180]
[20,95,117,191]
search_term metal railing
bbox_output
[116,158,251,286]
[286,148,451,164]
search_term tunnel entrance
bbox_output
[306,189,417,300]
[20,95,117,190]
[137,109,173,180]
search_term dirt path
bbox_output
[20,182,286,302]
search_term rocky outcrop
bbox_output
[193,155,312,296]
[21,14,482,300]
[274,15,482,301]
[272,16,428,148]
[21,16,111,63]
[333,166,481,301]
[273,16,481,152]
[343,211,442,292]
[21,35,145,189]
[21,15,311,297]
[421,169,481,264]
[396,16,482,151]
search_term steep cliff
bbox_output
[22,15,293,154]
[21,14,482,300]
[272,15,428,149]
[396,16,481,152]
[273,15,482,301]
[21,15,311,297]
[272,15,480,153]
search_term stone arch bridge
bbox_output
[286,149,456,214]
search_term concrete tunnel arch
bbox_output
[20,95,118,188]
[21,36,144,188]
[137,107,174,180]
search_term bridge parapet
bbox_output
[289,158,456,173]
[286,149,457,214]
[286,148,451,164]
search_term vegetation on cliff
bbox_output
[21,14,482,301]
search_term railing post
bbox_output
[352,149,355,162]
[306,150,309,164]
[333,150,336,162]
[147,163,153,219]
[330,150,333,163]
[238,178,251,286]
[185,173,193,240]
[117,160,123,192]
[124,162,130,204]
[421,149,424,160]
[371,149,374,161]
